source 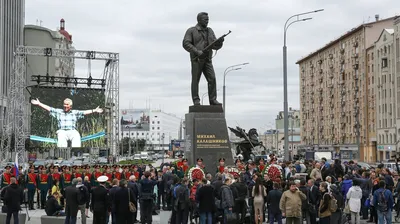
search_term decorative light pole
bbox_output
[283,9,324,161]
[223,63,249,115]
[161,133,165,164]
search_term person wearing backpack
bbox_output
[346,179,362,224]
[329,185,344,224]
[373,180,394,224]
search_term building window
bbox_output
[382,58,388,68]
[152,127,155,130]
[157,121,160,124]
[157,127,160,130]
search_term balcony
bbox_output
[340,48,345,54]
[318,59,323,65]
[352,53,359,58]
[319,69,323,74]
[329,73,334,79]
[319,78,323,83]
[328,84,334,88]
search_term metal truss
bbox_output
[1,46,120,164]
[31,75,106,88]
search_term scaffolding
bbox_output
[0,46,120,164]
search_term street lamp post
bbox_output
[161,133,165,164]
[201,89,220,105]
[128,127,131,158]
[223,63,249,115]
[283,9,324,161]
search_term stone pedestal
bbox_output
[185,105,233,175]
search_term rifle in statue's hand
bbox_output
[193,30,232,61]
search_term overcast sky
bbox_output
[25,0,398,132]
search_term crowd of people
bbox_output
[0,155,399,224]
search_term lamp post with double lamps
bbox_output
[282,9,324,161]
[223,62,249,116]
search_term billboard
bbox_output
[120,109,150,131]
[30,87,106,148]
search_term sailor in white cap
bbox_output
[91,175,110,223]
[97,175,108,183]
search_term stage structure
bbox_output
[0,46,120,163]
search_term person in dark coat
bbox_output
[127,175,139,223]
[266,182,283,224]
[64,178,81,224]
[139,171,157,224]
[114,179,135,224]
[231,176,248,223]
[91,176,111,224]
[108,178,120,224]
[196,178,215,224]
[45,192,64,216]
[4,177,24,224]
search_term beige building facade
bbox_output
[375,28,396,161]
[394,17,400,160]
[297,16,395,162]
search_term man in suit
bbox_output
[64,178,81,224]
[127,175,139,222]
[307,179,321,224]
[266,182,283,224]
[91,176,110,224]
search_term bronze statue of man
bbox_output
[183,12,224,106]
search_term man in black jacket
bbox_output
[45,192,64,216]
[231,176,248,223]
[266,182,283,224]
[4,177,24,224]
[64,178,81,224]
[91,176,110,224]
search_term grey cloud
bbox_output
[25,0,399,130]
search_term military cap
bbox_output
[4,165,11,169]
[177,154,183,158]
[197,158,203,162]
[219,158,225,162]
[182,158,188,162]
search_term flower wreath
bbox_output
[188,167,205,182]
[262,164,283,182]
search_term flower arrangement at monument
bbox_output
[188,167,205,182]
[262,164,283,182]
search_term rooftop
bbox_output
[296,16,396,64]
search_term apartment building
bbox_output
[375,28,396,161]
[296,15,395,162]
[394,17,400,159]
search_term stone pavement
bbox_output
[21,207,172,224]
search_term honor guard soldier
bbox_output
[1,165,12,189]
[26,165,37,210]
[113,165,122,180]
[73,165,83,179]
[217,158,225,174]
[103,165,113,186]
[51,165,61,182]
[122,166,131,180]
[235,159,246,173]
[38,165,51,209]
[196,158,205,170]
[258,158,266,172]
[132,165,140,179]
[62,166,73,188]
[91,165,102,187]
[182,159,189,173]
[176,154,184,168]
[84,165,92,181]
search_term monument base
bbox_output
[185,105,233,175]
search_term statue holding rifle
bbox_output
[183,12,231,106]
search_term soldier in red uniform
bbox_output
[258,158,266,172]
[84,165,92,181]
[103,165,113,186]
[176,154,184,169]
[217,158,225,174]
[1,165,12,189]
[38,165,51,209]
[73,165,83,179]
[122,166,131,180]
[235,159,246,173]
[196,158,205,170]
[132,165,140,179]
[91,165,102,187]
[182,159,189,173]
[113,165,122,180]
[62,166,73,188]
[51,165,61,183]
